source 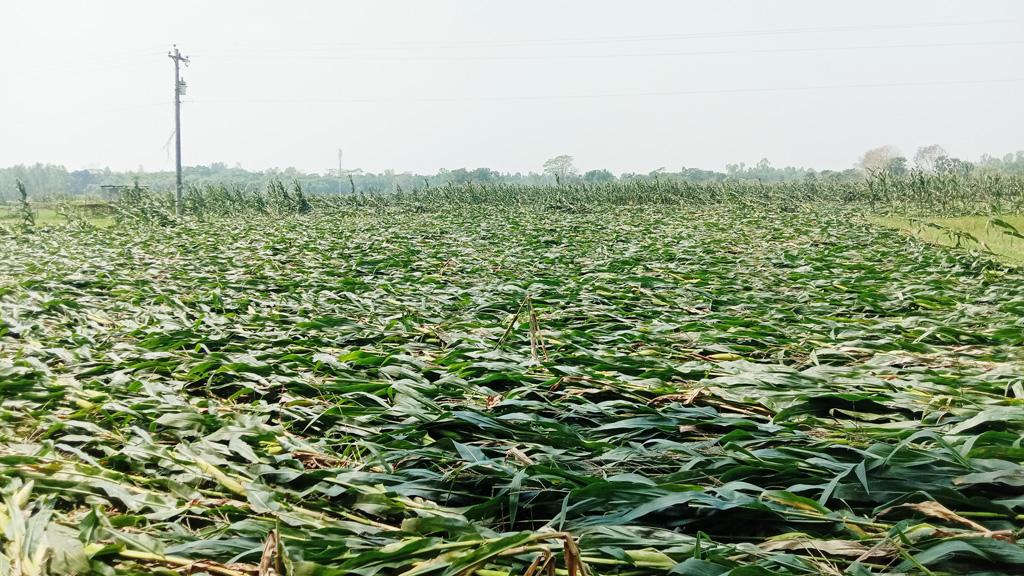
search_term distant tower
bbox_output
[342,147,350,192]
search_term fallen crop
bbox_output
[1,200,1022,574]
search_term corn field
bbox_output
[1,174,1023,575]
[101,173,1024,222]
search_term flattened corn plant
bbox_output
[0,187,1023,575]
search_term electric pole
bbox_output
[168,45,189,215]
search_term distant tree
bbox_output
[442,168,470,184]
[583,169,615,183]
[857,146,902,172]
[440,168,497,184]
[885,156,909,176]
[813,169,860,181]
[747,158,777,180]
[69,169,100,195]
[542,155,577,184]
[977,151,1024,176]
[680,166,728,182]
[913,145,947,172]
[719,159,816,182]
[469,167,499,183]
[725,162,746,175]
[934,155,974,176]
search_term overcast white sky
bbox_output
[2,1,1022,175]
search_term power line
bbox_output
[9,18,1019,82]
[12,50,167,79]
[191,39,1024,64]
[183,77,1024,106]
[186,17,1024,51]
[1,101,170,128]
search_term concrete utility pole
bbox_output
[168,45,189,215]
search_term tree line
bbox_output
[3,147,1023,201]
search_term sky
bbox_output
[1,0,1022,175]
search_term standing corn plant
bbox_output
[15,179,34,231]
